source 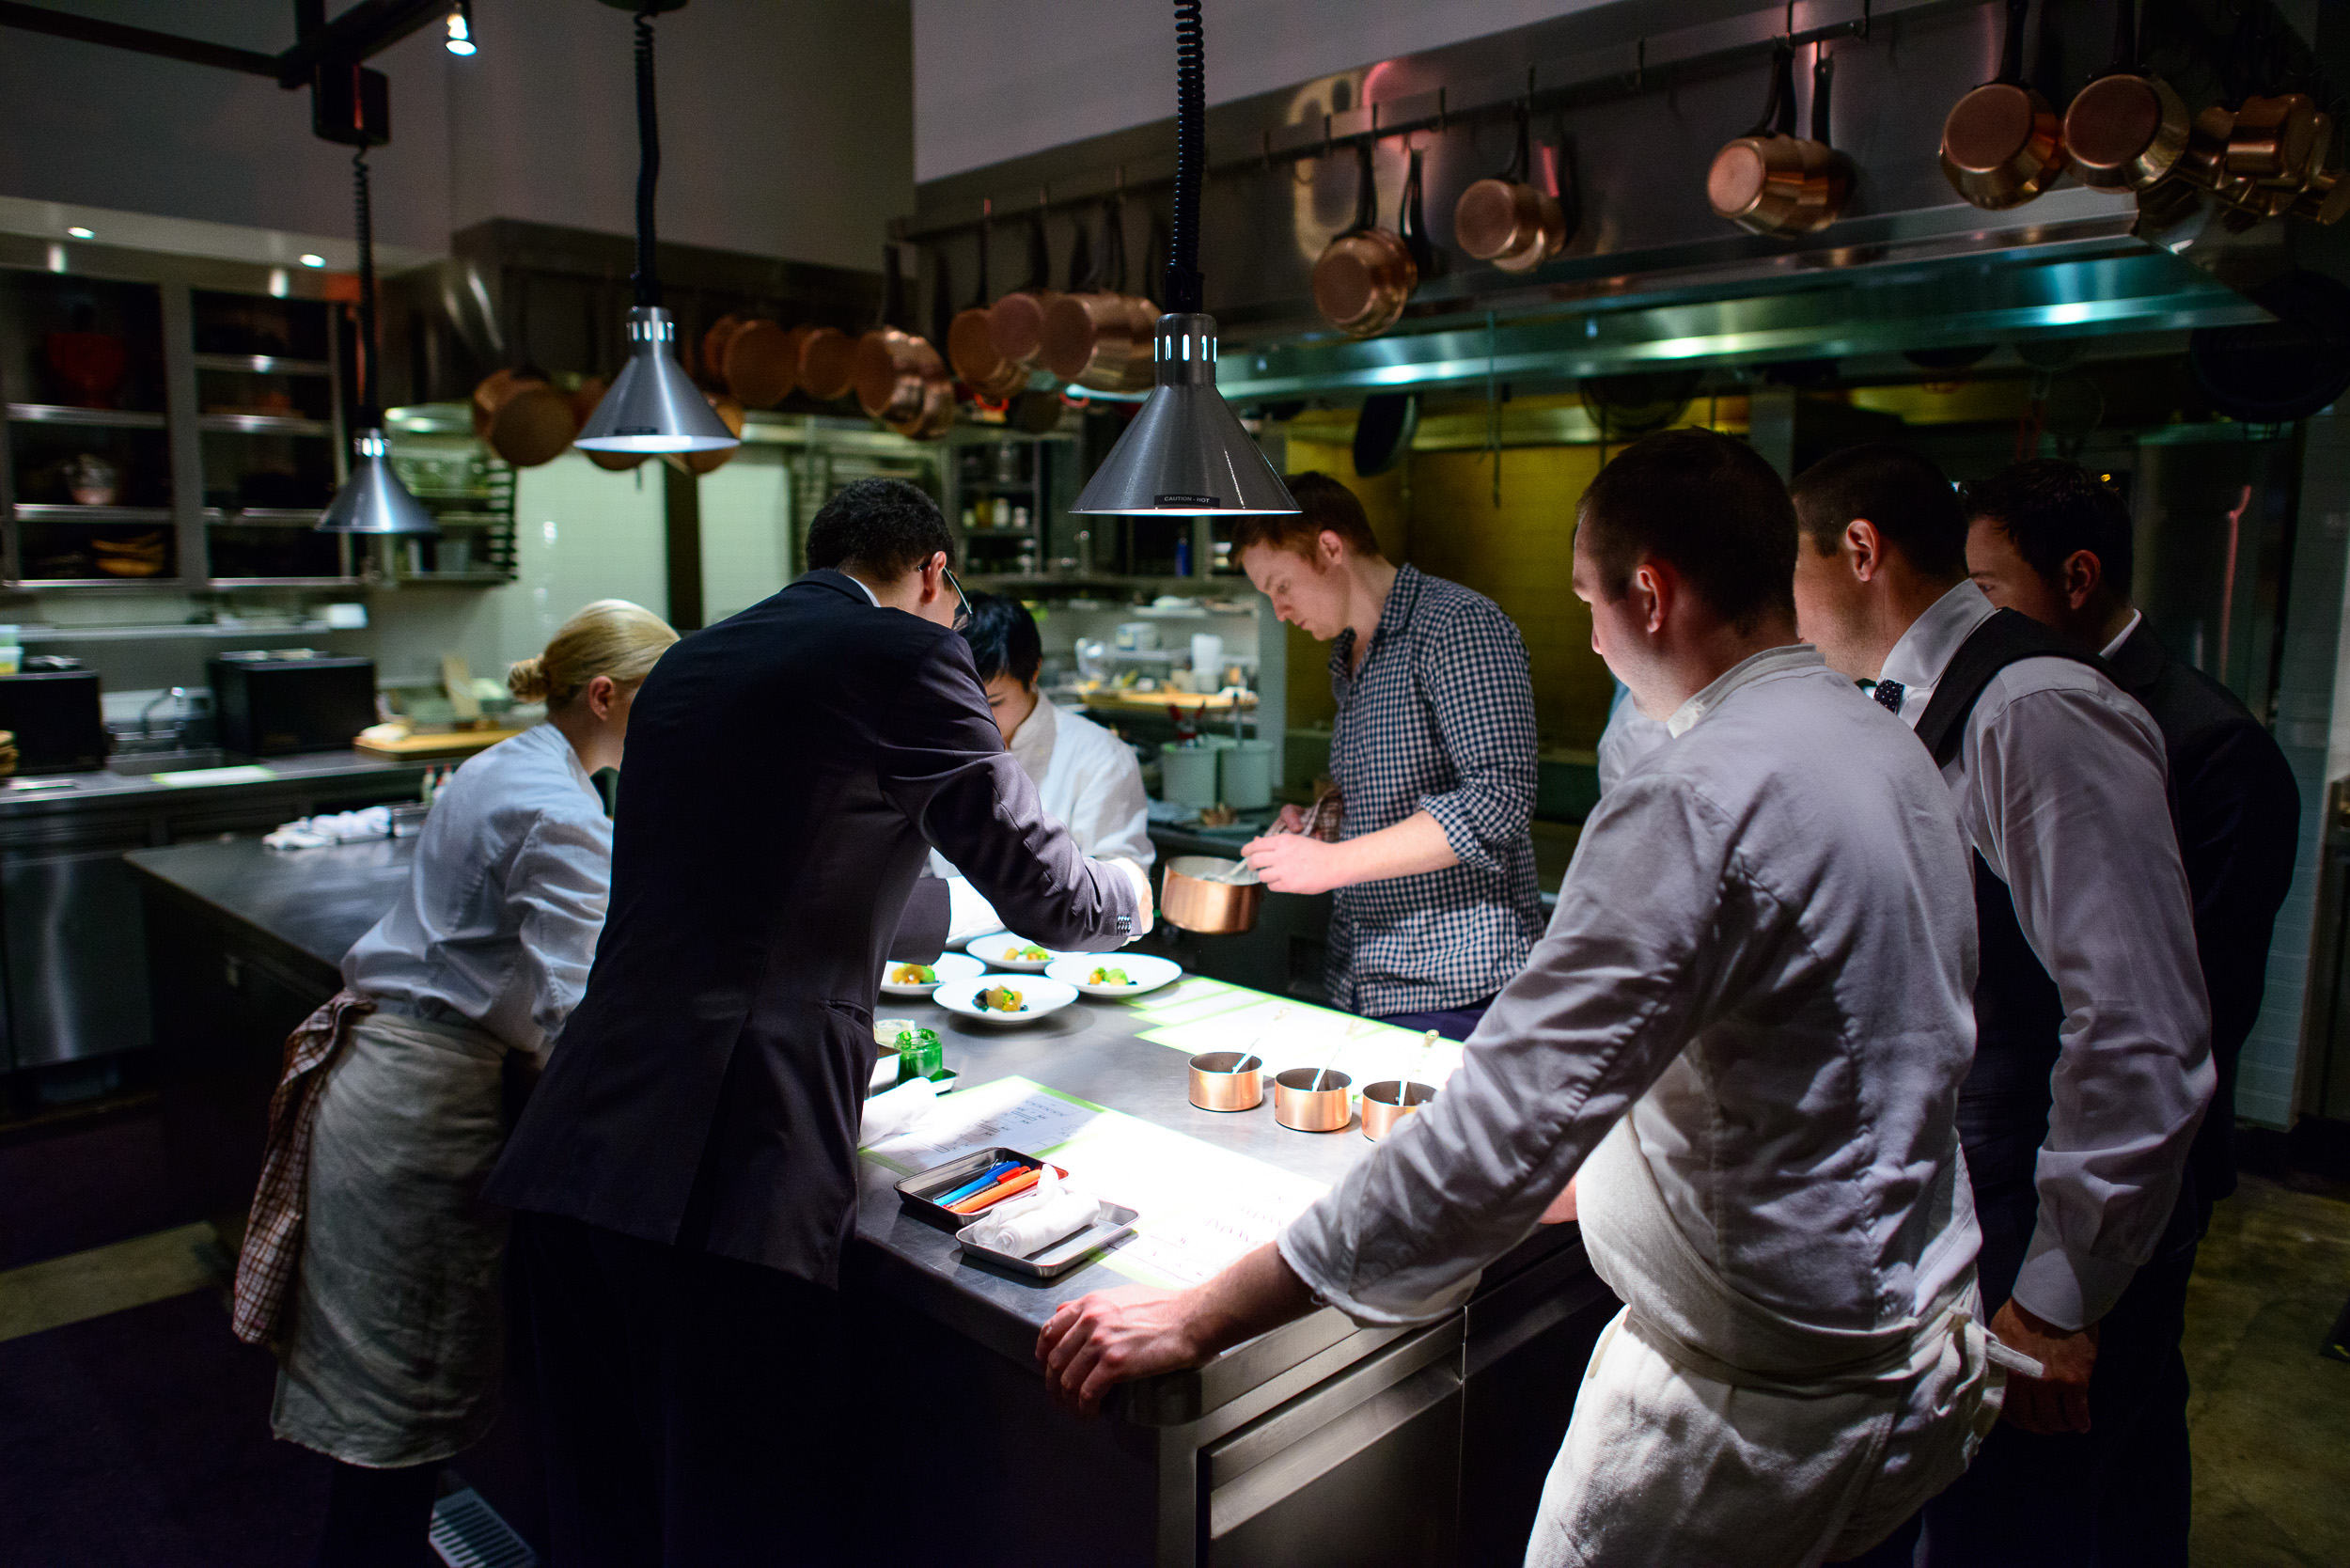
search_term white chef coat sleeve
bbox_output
[503,808,614,1051]
[1278,769,1751,1325]
[1065,734,1154,867]
[1970,679,2215,1330]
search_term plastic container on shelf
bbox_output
[1160,744,1220,808]
[1220,741,1275,809]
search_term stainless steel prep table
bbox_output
[125,836,1619,1566]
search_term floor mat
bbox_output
[0,1110,198,1272]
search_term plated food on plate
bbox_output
[878,949,984,996]
[932,974,1080,1024]
[967,933,1059,972]
[1045,951,1183,998]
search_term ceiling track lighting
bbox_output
[445,1,476,56]
[575,1,739,456]
[318,139,438,536]
[1071,1,1296,518]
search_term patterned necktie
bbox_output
[1872,678,1906,715]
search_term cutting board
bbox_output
[354,725,528,759]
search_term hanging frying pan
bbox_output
[986,196,1063,379]
[1312,140,1419,338]
[2189,269,2350,421]
[1455,103,1564,271]
[2062,0,2189,191]
[1353,391,1418,478]
[1940,0,2067,210]
[854,245,953,435]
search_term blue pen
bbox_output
[936,1160,1024,1206]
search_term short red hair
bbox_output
[1230,472,1384,560]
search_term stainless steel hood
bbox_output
[900,0,2326,399]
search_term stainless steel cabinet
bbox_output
[2,832,154,1068]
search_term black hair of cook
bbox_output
[804,477,956,582]
[1789,442,1970,581]
[1961,458,2136,603]
[1577,428,1796,633]
[958,591,1042,686]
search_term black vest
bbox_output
[1910,611,2106,1202]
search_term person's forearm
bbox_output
[1179,1243,1320,1356]
[1330,810,1458,886]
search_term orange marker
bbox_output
[948,1167,1042,1214]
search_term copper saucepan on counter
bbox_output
[1939,0,2068,211]
[1162,855,1264,934]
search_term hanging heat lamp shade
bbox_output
[1072,2,1295,519]
[319,142,437,536]
[575,0,738,456]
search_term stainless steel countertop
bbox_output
[2,748,426,819]
[123,833,1584,1422]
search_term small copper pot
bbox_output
[2064,71,2189,191]
[723,320,804,408]
[470,368,576,468]
[798,326,858,401]
[1161,856,1264,934]
[1940,0,2067,211]
[1188,1052,1264,1112]
[676,392,744,475]
[1274,1067,1352,1134]
[855,326,948,424]
[1710,45,1851,236]
[1313,141,1423,339]
[1360,1080,1435,1141]
[1455,105,1565,271]
[2229,94,2320,188]
[699,313,747,389]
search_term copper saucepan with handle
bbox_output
[1042,193,1152,389]
[985,195,1062,382]
[1709,42,1851,235]
[1312,139,1420,339]
[1455,102,1566,271]
[1162,855,1264,934]
[722,319,804,409]
[948,202,1028,400]
[1940,0,2068,210]
[854,243,953,437]
[2061,0,2189,192]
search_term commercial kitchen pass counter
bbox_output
[127,835,1618,1567]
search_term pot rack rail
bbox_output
[894,0,1942,244]
[893,0,2336,246]
[0,0,450,88]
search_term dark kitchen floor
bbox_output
[2,1098,2346,1566]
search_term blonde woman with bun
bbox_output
[237,599,676,1566]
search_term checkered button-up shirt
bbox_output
[1326,564,1543,1015]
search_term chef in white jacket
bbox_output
[932,593,1152,933]
[1039,431,2018,1568]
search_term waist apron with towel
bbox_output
[234,992,514,1468]
[1528,1121,2027,1568]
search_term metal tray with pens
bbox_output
[895,1147,1138,1279]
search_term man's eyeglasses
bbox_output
[943,566,971,633]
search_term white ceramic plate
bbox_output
[966,933,1059,972]
[932,974,1080,1024]
[879,950,984,997]
[1045,952,1183,998]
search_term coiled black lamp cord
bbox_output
[632,8,662,307]
[1166,0,1206,312]
[352,148,376,420]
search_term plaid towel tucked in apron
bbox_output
[231,990,376,1346]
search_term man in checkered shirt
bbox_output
[1238,474,1543,1038]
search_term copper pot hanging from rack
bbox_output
[1940,0,2068,210]
[1042,193,1155,389]
[1312,139,1424,338]
[1455,102,1567,271]
[948,203,1028,400]
[722,319,805,408]
[469,367,575,469]
[2061,0,2189,192]
[985,196,1063,381]
[854,244,953,439]
[1708,41,1852,235]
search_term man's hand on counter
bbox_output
[1038,1243,1318,1417]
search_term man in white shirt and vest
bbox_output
[1787,444,2214,1567]
[1037,430,2011,1567]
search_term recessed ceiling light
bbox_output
[66,226,93,239]
[299,254,326,268]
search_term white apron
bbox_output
[1527,1121,2014,1568]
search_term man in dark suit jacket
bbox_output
[1963,458,2299,1566]
[487,478,1148,1565]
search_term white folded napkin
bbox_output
[967,1169,1102,1257]
[858,1075,939,1146]
[264,805,393,849]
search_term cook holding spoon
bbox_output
[1235,474,1543,1041]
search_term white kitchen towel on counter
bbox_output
[967,1171,1102,1257]
[265,806,393,850]
[858,1075,940,1148]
